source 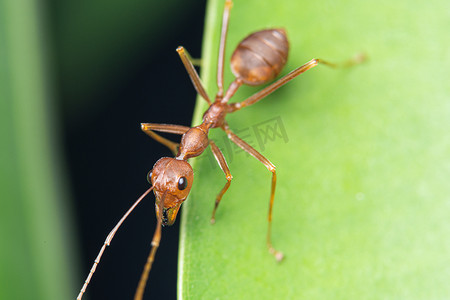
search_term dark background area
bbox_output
[47,0,207,299]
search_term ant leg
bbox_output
[229,54,365,112]
[176,46,212,105]
[217,0,233,99]
[222,125,283,261]
[229,59,321,111]
[209,140,233,224]
[188,57,202,67]
[141,123,190,156]
[221,78,243,103]
[77,187,154,300]
[134,190,166,300]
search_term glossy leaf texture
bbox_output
[179,0,450,299]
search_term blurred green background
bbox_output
[0,0,206,299]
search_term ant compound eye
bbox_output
[178,176,188,190]
[147,171,152,184]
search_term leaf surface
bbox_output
[179,0,450,299]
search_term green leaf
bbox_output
[179,0,450,299]
[0,1,77,299]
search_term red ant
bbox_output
[77,0,363,299]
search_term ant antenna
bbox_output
[77,186,155,300]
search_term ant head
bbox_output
[148,157,193,226]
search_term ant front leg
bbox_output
[141,123,190,156]
[209,140,233,224]
[222,124,283,261]
[134,190,166,300]
[176,47,212,105]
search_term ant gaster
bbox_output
[77,0,364,299]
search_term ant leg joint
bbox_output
[316,58,337,68]
[211,177,232,224]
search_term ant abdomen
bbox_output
[231,29,289,86]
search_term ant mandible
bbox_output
[77,0,363,299]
